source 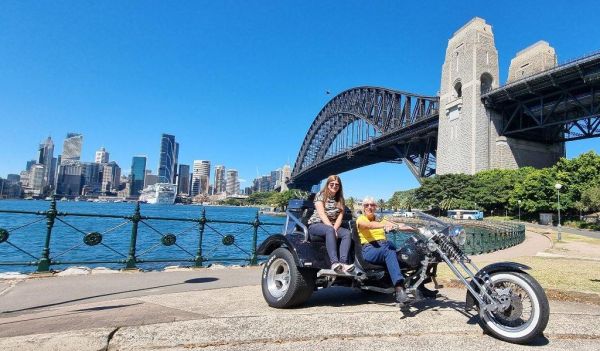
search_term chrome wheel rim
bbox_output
[267,258,291,299]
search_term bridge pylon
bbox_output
[437,17,564,175]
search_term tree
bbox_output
[581,185,600,212]
[345,197,357,212]
[377,199,386,214]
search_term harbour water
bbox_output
[0,200,285,273]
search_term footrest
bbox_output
[317,269,354,278]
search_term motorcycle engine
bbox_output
[396,236,426,269]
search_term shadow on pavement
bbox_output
[1,277,219,315]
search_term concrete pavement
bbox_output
[0,230,599,350]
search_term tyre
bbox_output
[479,272,550,344]
[261,247,315,308]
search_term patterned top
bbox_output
[307,191,341,225]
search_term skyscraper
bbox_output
[213,165,226,194]
[101,161,121,194]
[61,133,83,165]
[158,134,176,184]
[226,169,239,195]
[38,136,54,191]
[95,147,109,164]
[130,156,147,197]
[191,160,210,196]
[177,164,190,195]
[280,164,291,191]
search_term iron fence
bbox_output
[0,200,282,273]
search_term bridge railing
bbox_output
[0,199,283,273]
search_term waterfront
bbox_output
[0,200,285,273]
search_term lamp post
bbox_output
[518,200,522,222]
[555,183,562,241]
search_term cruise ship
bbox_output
[139,183,177,205]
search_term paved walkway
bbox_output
[0,230,598,350]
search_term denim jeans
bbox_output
[362,240,404,286]
[308,223,352,264]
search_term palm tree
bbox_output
[378,199,386,214]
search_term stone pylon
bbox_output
[436,18,564,175]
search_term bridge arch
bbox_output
[290,86,439,190]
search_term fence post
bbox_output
[195,208,206,267]
[125,202,141,269]
[250,211,260,265]
[37,199,57,272]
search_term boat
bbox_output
[139,183,177,205]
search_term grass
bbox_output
[435,231,600,296]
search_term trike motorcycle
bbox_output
[257,199,549,344]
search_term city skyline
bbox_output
[1,2,599,200]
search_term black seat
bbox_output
[349,220,385,270]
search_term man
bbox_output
[356,196,414,305]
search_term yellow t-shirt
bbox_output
[357,214,386,244]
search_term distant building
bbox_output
[6,174,20,183]
[56,163,83,196]
[191,160,210,196]
[61,133,83,165]
[130,156,147,197]
[144,170,158,187]
[95,147,109,164]
[81,162,102,195]
[29,164,46,196]
[101,161,121,194]
[214,165,226,194]
[38,136,55,190]
[158,134,177,183]
[177,164,190,195]
[226,169,239,195]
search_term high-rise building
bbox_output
[38,136,55,190]
[81,162,102,195]
[177,164,190,195]
[226,169,239,195]
[130,156,147,197]
[271,169,282,190]
[95,147,109,164]
[144,170,158,187]
[191,160,211,196]
[61,133,83,165]
[280,164,291,191]
[213,165,226,194]
[29,164,46,196]
[101,161,121,194]
[56,163,83,196]
[158,134,176,183]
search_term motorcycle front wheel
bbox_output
[479,271,549,344]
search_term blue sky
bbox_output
[1,1,599,200]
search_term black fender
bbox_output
[465,261,531,310]
[257,234,301,266]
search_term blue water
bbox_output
[0,200,285,273]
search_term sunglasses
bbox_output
[328,182,340,187]
[363,203,376,207]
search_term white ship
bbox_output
[139,183,177,205]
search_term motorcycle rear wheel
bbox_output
[261,247,315,308]
[479,271,549,344]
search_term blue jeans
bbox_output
[308,223,352,264]
[362,240,404,286]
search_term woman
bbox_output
[357,196,414,304]
[307,175,353,273]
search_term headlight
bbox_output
[450,226,467,246]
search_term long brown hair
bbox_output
[321,175,345,207]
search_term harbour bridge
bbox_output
[288,18,600,190]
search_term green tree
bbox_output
[581,185,600,212]
[377,199,386,214]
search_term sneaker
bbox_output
[395,286,409,305]
[342,263,355,273]
[331,263,343,273]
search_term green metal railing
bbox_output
[388,218,526,255]
[0,199,282,273]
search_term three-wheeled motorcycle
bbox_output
[257,199,549,344]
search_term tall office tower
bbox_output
[173,142,179,185]
[144,170,158,187]
[61,133,83,165]
[26,160,36,172]
[270,169,282,190]
[38,136,54,187]
[95,147,109,164]
[177,164,190,195]
[81,162,102,195]
[6,174,20,183]
[280,164,291,191]
[29,164,46,195]
[191,160,211,196]
[226,169,239,195]
[56,163,84,196]
[158,134,176,183]
[130,156,147,197]
[101,161,121,194]
[213,165,226,194]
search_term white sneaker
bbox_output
[343,263,355,273]
[331,263,343,273]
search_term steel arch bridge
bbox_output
[289,87,439,190]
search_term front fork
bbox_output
[434,247,504,316]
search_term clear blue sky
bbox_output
[1,1,599,200]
